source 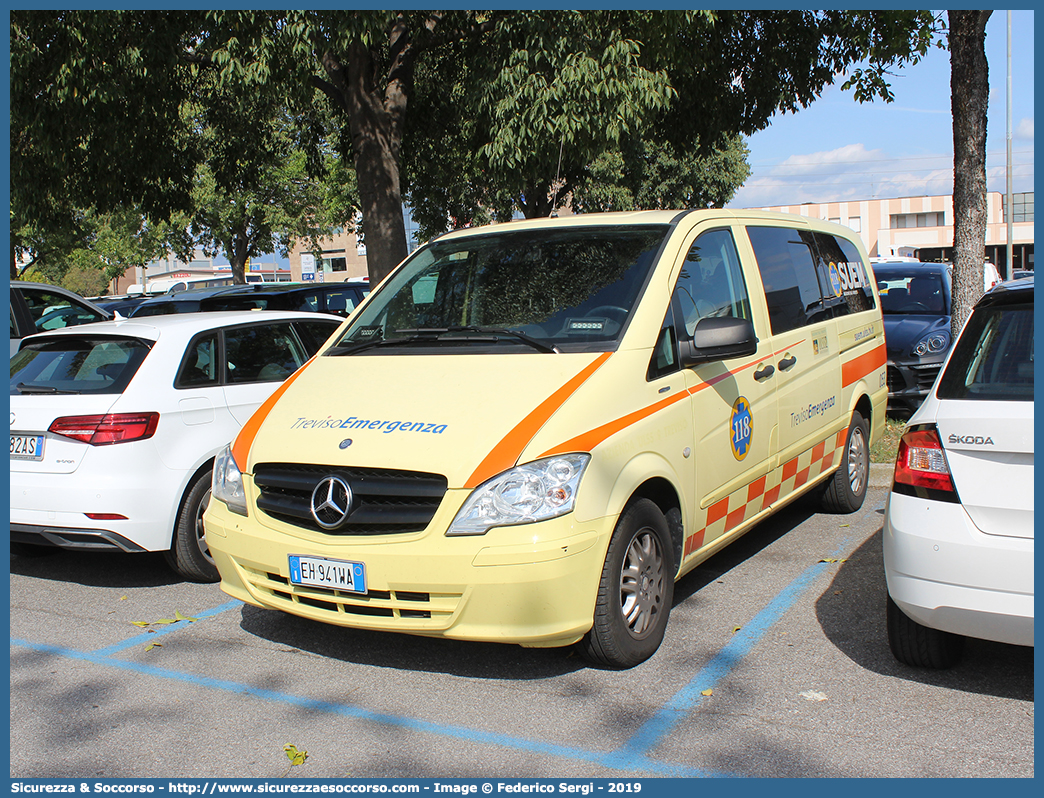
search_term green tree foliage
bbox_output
[10,11,202,275]
[15,208,172,294]
[12,10,941,285]
[570,135,752,215]
[403,11,939,240]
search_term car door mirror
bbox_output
[681,316,758,367]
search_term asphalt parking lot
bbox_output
[9,481,1034,780]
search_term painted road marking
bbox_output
[11,501,884,777]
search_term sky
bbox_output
[727,9,1035,209]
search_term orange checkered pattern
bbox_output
[683,428,848,559]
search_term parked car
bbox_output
[129,281,369,318]
[127,285,245,317]
[10,310,345,581]
[195,281,370,317]
[1010,269,1033,281]
[873,261,953,415]
[91,294,155,317]
[10,282,113,356]
[884,276,1033,668]
[982,261,1002,293]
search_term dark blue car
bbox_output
[872,261,953,415]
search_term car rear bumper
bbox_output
[10,523,147,553]
[10,469,184,552]
[883,491,1034,646]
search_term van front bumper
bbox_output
[204,497,612,648]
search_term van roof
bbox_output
[431,209,857,240]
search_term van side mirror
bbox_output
[681,316,758,367]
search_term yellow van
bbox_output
[205,210,886,668]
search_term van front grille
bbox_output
[253,463,447,535]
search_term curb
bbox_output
[869,463,893,488]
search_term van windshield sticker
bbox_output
[292,416,448,435]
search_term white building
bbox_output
[752,191,1033,276]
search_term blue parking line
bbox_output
[92,600,243,656]
[11,501,884,777]
[9,636,717,778]
[617,500,884,761]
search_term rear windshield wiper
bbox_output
[14,383,79,395]
[399,326,560,354]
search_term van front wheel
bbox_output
[579,499,674,669]
[820,411,869,513]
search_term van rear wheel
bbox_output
[820,411,869,513]
[579,499,674,669]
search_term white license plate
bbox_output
[10,434,44,461]
[288,554,366,594]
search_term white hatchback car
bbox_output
[10,310,344,581]
[884,276,1034,667]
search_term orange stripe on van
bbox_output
[538,351,770,458]
[842,344,886,388]
[540,390,691,459]
[464,352,612,489]
[231,357,315,470]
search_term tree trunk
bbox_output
[227,232,249,284]
[948,9,991,337]
[320,30,411,286]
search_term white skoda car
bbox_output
[884,276,1034,667]
[10,310,343,581]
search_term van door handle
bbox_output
[754,364,775,381]
[778,355,797,371]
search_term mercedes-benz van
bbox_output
[205,210,886,668]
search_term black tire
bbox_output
[820,410,870,513]
[163,470,219,583]
[579,499,675,669]
[887,595,964,669]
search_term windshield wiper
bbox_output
[326,337,428,356]
[14,383,79,395]
[328,326,560,355]
[398,326,560,354]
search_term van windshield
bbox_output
[331,225,669,354]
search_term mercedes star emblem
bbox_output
[310,475,353,530]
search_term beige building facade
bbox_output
[288,230,370,282]
[754,191,1034,275]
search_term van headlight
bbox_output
[913,331,950,357]
[212,444,248,517]
[447,454,591,536]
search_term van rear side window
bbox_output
[746,227,826,334]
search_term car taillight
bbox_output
[893,425,955,493]
[49,413,159,445]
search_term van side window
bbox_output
[647,305,680,380]
[746,227,827,334]
[811,232,877,317]
[672,229,752,339]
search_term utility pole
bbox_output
[1005,11,1013,279]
